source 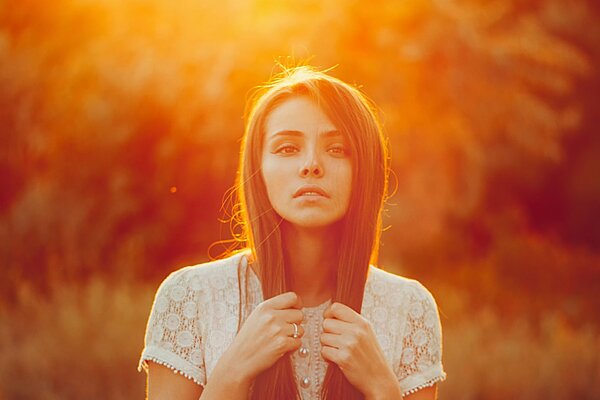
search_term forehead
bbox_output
[264,96,338,139]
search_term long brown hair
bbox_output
[234,66,389,399]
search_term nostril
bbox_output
[300,164,321,177]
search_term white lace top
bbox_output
[138,252,446,398]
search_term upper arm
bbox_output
[147,361,203,400]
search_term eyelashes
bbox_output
[327,145,348,156]
[271,143,349,157]
[273,144,299,155]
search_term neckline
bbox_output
[302,298,332,311]
[242,254,332,311]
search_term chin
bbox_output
[282,213,346,229]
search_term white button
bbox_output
[300,376,311,388]
[298,347,309,358]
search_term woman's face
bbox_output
[261,96,352,229]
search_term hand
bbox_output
[219,292,305,384]
[320,302,402,399]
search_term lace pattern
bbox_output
[395,280,446,395]
[138,252,446,397]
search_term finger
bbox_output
[320,332,343,349]
[322,317,353,334]
[275,308,304,324]
[266,292,300,310]
[286,322,305,338]
[291,295,303,310]
[279,336,302,355]
[323,302,360,323]
[321,345,348,368]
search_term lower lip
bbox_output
[295,194,327,200]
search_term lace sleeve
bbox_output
[137,267,206,386]
[396,281,446,396]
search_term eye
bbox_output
[274,144,299,155]
[327,144,348,156]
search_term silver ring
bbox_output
[292,322,299,339]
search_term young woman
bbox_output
[138,66,446,399]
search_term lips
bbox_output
[293,184,329,198]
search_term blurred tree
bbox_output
[0,0,598,318]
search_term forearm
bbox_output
[364,373,404,400]
[199,350,252,400]
[200,375,250,400]
[366,387,403,400]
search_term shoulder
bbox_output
[155,251,246,294]
[366,265,439,311]
[368,265,435,298]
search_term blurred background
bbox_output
[1,0,599,398]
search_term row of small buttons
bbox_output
[299,345,310,387]
[295,300,331,393]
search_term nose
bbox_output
[299,152,323,178]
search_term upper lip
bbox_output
[293,184,329,198]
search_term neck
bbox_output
[281,222,339,307]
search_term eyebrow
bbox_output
[268,129,342,139]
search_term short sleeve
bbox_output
[396,281,446,396]
[137,267,206,386]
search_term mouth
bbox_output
[293,185,329,198]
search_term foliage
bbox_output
[1,0,599,396]
[1,0,597,289]
[1,279,599,399]
[441,301,600,400]
[0,279,150,399]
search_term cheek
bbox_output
[261,157,288,199]
[260,163,275,195]
[326,160,352,212]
